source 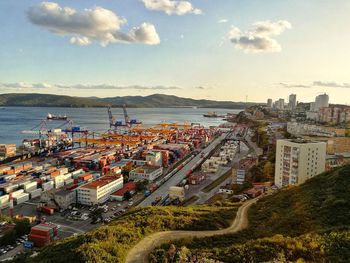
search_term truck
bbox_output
[37,206,54,215]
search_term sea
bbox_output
[0,107,242,145]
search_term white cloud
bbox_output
[27,2,160,46]
[142,0,202,15]
[0,83,181,91]
[1,82,52,89]
[218,19,228,23]
[313,81,350,88]
[228,20,292,53]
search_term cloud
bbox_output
[278,83,311,89]
[0,83,181,91]
[313,81,350,88]
[277,81,350,89]
[27,2,160,46]
[228,20,291,53]
[218,19,228,24]
[142,0,202,15]
[1,82,53,89]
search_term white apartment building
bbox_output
[274,139,326,187]
[76,175,123,205]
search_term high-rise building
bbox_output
[275,98,285,110]
[267,98,273,108]
[274,139,326,187]
[315,93,329,110]
[288,94,297,110]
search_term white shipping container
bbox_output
[4,174,16,181]
[72,169,84,176]
[15,194,29,205]
[34,165,43,171]
[62,173,72,180]
[11,189,24,198]
[0,194,9,203]
[42,181,54,191]
[58,167,68,175]
[64,178,74,185]
[29,188,42,199]
[24,181,37,191]
[55,182,64,189]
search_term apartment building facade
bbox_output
[274,139,326,187]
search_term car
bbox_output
[117,203,121,207]
[2,250,6,254]
[16,241,20,246]
[128,201,134,206]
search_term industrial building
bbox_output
[129,166,163,182]
[274,139,326,187]
[76,175,123,205]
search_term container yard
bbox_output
[0,112,246,254]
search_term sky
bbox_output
[1,0,350,104]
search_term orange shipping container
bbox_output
[50,170,60,178]
[78,173,92,181]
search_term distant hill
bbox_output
[0,93,261,108]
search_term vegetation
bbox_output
[202,169,232,193]
[152,165,350,262]
[0,218,31,246]
[14,203,239,263]
[0,93,261,108]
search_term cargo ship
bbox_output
[203,112,224,118]
[47,113,68,121]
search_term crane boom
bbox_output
[107,106,115,128]
[123,104,130,128]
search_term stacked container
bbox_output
[28,223,58,247]
[0,144,16,158]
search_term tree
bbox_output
[14,218,30,237]
[90,208,104,222]
[136,180,148,192]
[263,161,274,180]
[124,191,132,201]
[1,230,16,246]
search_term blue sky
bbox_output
[1,0,350,104]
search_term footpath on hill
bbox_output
[126,198,259,263]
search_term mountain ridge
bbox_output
[0,93,261,108]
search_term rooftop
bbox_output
[111,182,136,197]
[80,175,121,190]
[131,166,161,173]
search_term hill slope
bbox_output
[12,203,238,263]
[160,165,350,262]
[0,93,260,108]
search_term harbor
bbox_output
[0,106,247,253]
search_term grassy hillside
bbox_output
[13,203,238,263]
[0,93,260,108]
[153,165,350,262]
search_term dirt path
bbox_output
[126,198,259,263]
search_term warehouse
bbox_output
[76,175,123,205]
[129,166,163,182]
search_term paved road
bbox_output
[126,197,259,263]
[138,133,229,207]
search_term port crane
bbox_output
[107,105,142,130]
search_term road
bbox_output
[138,132,229,207]
[126,197,259,263]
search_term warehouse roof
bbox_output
[80,175,121,190]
